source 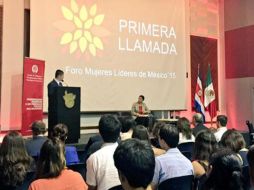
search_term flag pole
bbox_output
[211,115,213,128]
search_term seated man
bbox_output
[25,121,47,157]
[152,124,193,189]
[192,113,207,137]
[131,95,150,127]
[214,115,228,142]
[114,139,155,190]
[86,114,121,190]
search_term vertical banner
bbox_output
[22,58,45,135]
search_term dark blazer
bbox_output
[25,136,47,157]
[47,79,59,98]
[84,135,103,160]
[193,124,208,137]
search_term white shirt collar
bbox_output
[101,142,118,148]
[54,78,61,85]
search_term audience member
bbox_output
[86,114,121,190]
[120,117,136,141]
[150,122,165,148]
[132,125,165,156]
[51,124,79,165]
[84,134,103,161]
[29,138,87,190]
[151,124,193,189]
[0,131,32,190]
[177,117,195,144]
[114,139,155,190]
[247,146,254,188]
[202,149,245,190]
[192,130,218,177]
[214,115,228,142]
[26,121,47,157]
[220,129,248,166]
[192,113,207,137]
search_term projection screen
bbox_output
[30,0,188,111]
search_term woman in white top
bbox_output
[177,117,195,144]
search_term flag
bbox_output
[194,68,205,121]
[204,65,217,119]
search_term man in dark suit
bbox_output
[47,69,64,134]
[47,69,64,97]
[25,121,47,157]
[192,113,208,136]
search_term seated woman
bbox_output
[192,130,218,178]
[220,129,248,166]
[51,124,79,165]
[132,125,165,156]
[131,95,151,127]
[177,117,195,144]
[29,138,87,190]
[0,131,32,190]
[202,149,245,190]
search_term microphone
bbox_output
[61,80,68,86]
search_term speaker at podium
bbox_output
[48,86,81,144]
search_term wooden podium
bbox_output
[48,87,80,144]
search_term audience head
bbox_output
[31,120,46,136]
[247,146,254,186]
[0,131,31,187]
[192,113,203,126]
[159,124,179,149]
[216,115,228,128]
[220,129,246,153]
[121,117,136,133]
[55,69,64,81]
[51,123,68,142]
[114,139,155,190]
[36,138,66,179]
[132,125,150,143]
[193,130,217,161]
[138,95,145,103]
[177,117,192,139]
[99,114,121,143]
[152,122,165,139]
[204,149,244,190]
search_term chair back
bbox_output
[65,146,80,165]
[181,151,192,161]
[178,142,194,160]
[178,142,194,152]
[242,165,251,190]
[158,175,194,190]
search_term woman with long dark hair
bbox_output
[192,130,218,177]
[177,117,195,144]
[220,129,248,166]
[51,123,79,165]
[202,149,245,190]
[0,131,32,190]
[132,125,165,156]
[29,138,87,190]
